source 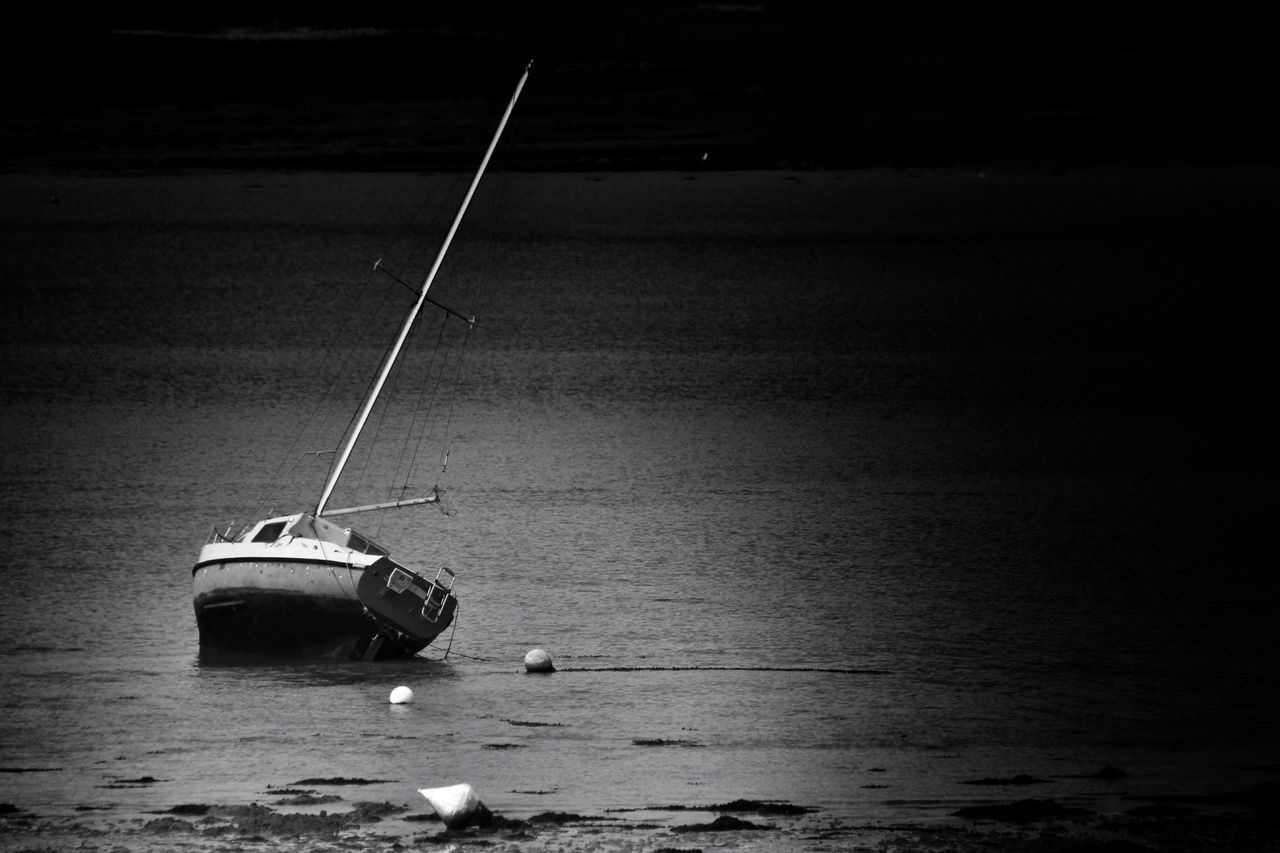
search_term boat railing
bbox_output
[421,567,457,623]
[207,523,247,544]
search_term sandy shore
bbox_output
[4,782,1279,852]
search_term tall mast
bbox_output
[316,59,532,517]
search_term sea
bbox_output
[1,165,1276,851]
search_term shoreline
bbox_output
[4,781,1279,852]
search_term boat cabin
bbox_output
[240,513,389,556]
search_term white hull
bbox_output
[193,516,455,660]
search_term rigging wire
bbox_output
[318,290,402,525]
[376,174,457,291]
[368,126,523,512]
[244,176,460,524]
[467,107,521,323]
[427,110,523,482]
[312,174,464,523]
[393,313,451,498]
[437,322,474,475]
[352,270,468,534]
[247,96,522,545]
[250,271,390,523]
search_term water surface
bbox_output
[1,167,1275,848]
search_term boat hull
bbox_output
[193,559,446,660]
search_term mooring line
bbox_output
[422,647,490,662]
[556,666,889,675]
[412,653,883,674]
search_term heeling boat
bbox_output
[192,61,532,661]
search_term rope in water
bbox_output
[422,604,494,662]
[557,666,889,674]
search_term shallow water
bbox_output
[0,167,1276,849]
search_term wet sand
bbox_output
[4,773,1279,852]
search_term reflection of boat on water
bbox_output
[192,61,533,661]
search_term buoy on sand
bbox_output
[389,685,414,704]
[523,648,554,673]
[418,782,493,829]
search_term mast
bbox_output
[315,59,532,517]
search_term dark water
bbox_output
[1,167,1276,849]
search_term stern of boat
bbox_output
[356,558,458,658]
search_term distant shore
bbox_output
[4,3,1272,176]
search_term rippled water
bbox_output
[1,167,1275,848]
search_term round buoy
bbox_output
[523,648,554,673]
[389,685,414,704]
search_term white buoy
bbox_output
[523,648,554,673]
[418,782,492,829]
[389,685,414,704]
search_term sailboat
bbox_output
[192,61,532,661]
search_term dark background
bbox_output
[2,0,1274,173]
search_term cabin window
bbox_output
[346,533,387,556]
[251,521,287,543]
